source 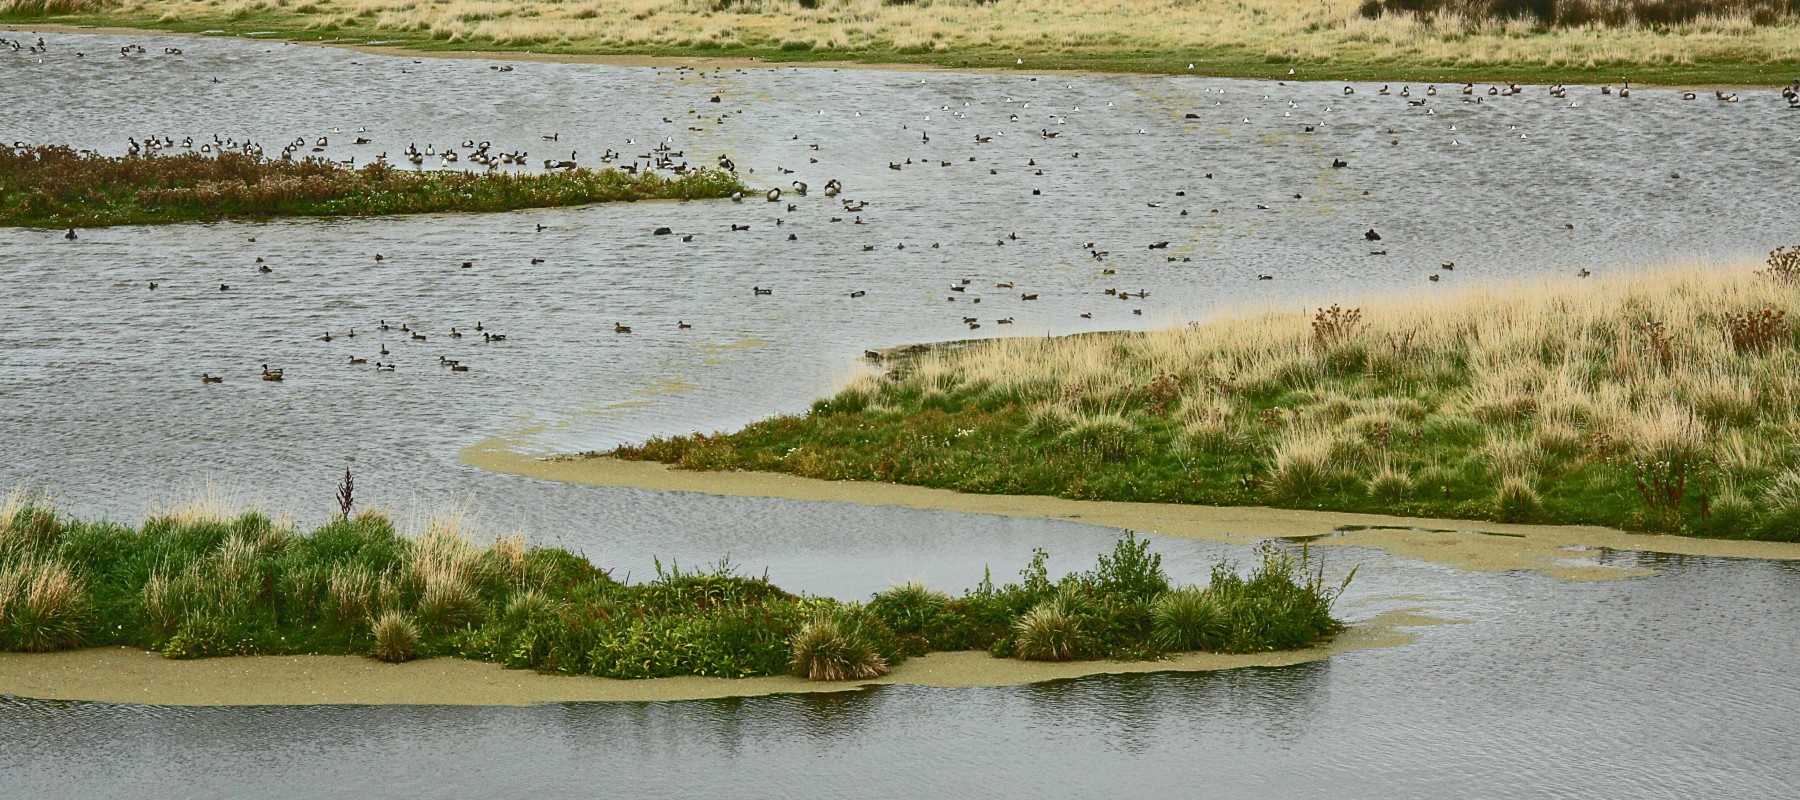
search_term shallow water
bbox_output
[2,30,1798,798]
[3,554,1796,799]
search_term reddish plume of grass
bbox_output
[0,144,746,228]
[1362,0,1797,27]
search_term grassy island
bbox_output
[0,145,745,228]
[616,257,1800,542]
[7,0,1800,85]
[0,494,1346,681]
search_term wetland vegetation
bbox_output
[616,257,1800,542]
[0,493,1346,680]
[0,144,745,228]
[6,0,1800,84]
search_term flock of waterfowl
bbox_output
[18,33,1800,388]
[1357,78,1800,109]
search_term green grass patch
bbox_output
[614,262,1800,542]
[0,498,1347,679]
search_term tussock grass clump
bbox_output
[1366,463,1413,503]
[0,145,746,228]
[3,503,1347,678]
[788,612,890,681]
[1151,588,1226,652]
[0,556,88,652]
[867,580,950,636]
[370,611,420,663]
[619,261,1800,540]
[1493,477,1543,523]
[1011,592,1086,661]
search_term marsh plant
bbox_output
[789,611,891,680]
[0,497,1346,679]
[0,145,746,228]
[370,611,420,663]
[619,261,1800,541]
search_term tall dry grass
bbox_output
[29,0,1800,70]
[896,261,1800,456]
[0,0,103,13]
[623,256,1800,538]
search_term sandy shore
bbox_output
[464,441,1800,581]
[0,609,1434,706]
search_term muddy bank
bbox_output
[0,610,1433,706]
[465,442,1800,580]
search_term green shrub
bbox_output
[588,602,804,679]
[1085,531,1169,601]
[917,596,1012,651]
[1205,543,1346,653]
[162,612,261,659]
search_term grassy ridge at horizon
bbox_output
[6,0,1800,85]
[0,145,745,228]
[616,257,1800,542]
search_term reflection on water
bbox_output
[4,553,1798,799]
[3,30,1799,799]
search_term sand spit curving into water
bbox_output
[0,610,1437,706]
[464,441,1800,580]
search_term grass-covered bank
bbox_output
[0,145,745,228]
[7,2,1800,86]
[616,256,1800,543]
[0,493,1347,681]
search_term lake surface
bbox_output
[1,29,1797,799]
